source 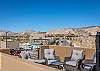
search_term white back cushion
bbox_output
[44,49,55,59]
[71,49,83,61]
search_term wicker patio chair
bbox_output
[63,49,85,71]
[81,53,96,71]
[34,49,59,65]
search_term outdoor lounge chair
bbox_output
[34,49,59,65]
[81,53,96,71]
[63,49,85,71]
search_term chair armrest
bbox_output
[64,57,71,62]
[76,59,83,68]
[82,59,94,64]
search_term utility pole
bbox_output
[5,32,8,48]
[96,32,100,70]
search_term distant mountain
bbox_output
[47,28,74,35]
[0,26,100,36]
[24,30,36,32]
[47,26,100,35]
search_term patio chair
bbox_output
[20,51,29,59]
[82,53,96,71]
[34,49,59,65]
[63,49,85,71]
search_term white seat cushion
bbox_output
[71,50,83,61]
[34,59,45,63]
[66,61,77,66]
[47,60,58,65]
[84,66,91,70]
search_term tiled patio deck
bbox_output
[0,52,59,71]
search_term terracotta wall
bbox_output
[49,45,72,62]
[84,48,96,59]
[39,45,96,61]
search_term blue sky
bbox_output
[0,0,100,32]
